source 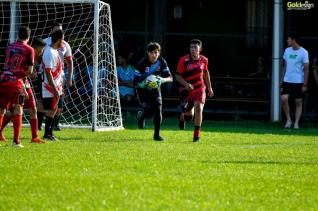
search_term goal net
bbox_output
[0,0,123,131]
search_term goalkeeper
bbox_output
[134,42,173,141]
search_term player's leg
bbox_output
[281,83,292,128]
[179,101,194,130]
[294,98,302,129]
[53,107,63,131]
[12,100,24,147]
[43,97,58,141]
[281,94,292,128]
[136,91,153,129]
[293,85,304,129]
[37,101,44,130]
[153,93,163,141]
[193,102,204,142]
[25,88,45,143]
[0,110,13,141]
[36,76,45,130]
[0,108,6,142]
[0,87,10,141]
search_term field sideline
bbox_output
[1,118,318,210]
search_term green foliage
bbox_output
[0,119,318,210]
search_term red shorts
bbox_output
[180,88,206,112]
[24,88,36,109]
[0,84,25,109]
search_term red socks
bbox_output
[193,126,201,138]
[13,114,22,144]
[30,118,38,138]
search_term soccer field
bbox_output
[1,118,318,210]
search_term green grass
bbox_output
[1,118,318,210]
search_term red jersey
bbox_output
[0,41,34,87]
[177,54,208,92]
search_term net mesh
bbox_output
[0,0,123,131]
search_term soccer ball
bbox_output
[144,75,159,89]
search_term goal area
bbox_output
[0,0,123,131]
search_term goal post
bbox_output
[0,0,123,131]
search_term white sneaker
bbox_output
[284,120,292,128]
[12,143,24,148]
[294,123,299,129]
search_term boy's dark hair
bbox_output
[32,37,46,48]
[190,39,202,47]
[147,42,161,52]
[52,22,62,29]
[51,29,64,44]
[288,32,301,44]
[18,26,31,40]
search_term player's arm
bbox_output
[175,58,193,91]
[157,62,173,84]
[303,63,309,92]
[203,70,214,97]
[21,80,29,100]
[65,58,73,87]
[65,43,73,87]
[45,69,59,97]
[26,47,35,76]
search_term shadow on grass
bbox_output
[122,117,318,137]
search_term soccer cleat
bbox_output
[12,142,24,148]
[137,111,145,129]
[284,120,292,129]
[43,135,58,141]
[178,113,185,130]
[50,135,59,141]
[193,137,200,142]
[153,135,164,141]
[294,123,299,129]
[0,134,6,142]
[53,126,61,131]
[38,127,42,131]
[31,137,46,143]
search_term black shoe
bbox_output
[193,137,200,142]
[54,126,61,131]
[38,127,42,131]
[50,135,59,141]
[43,134,52,141]
[137,111,145,129]
[43,134,58,141]
[153,135,164,141]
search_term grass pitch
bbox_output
[1,118,318,210]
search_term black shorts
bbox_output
[43,95,64,110]
[137,88,162,108]
[281,82,304,99]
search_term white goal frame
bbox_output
[1,0,123,131]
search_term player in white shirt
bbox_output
[37,22,73,131]
[281,32,309,129]
[42,29,65,140]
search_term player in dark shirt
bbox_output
[134,42,173,141]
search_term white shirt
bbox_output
[44,37,72,69]
[41,46,63,98]
[283,47,309,83]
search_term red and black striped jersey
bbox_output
[177,54,208,91]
